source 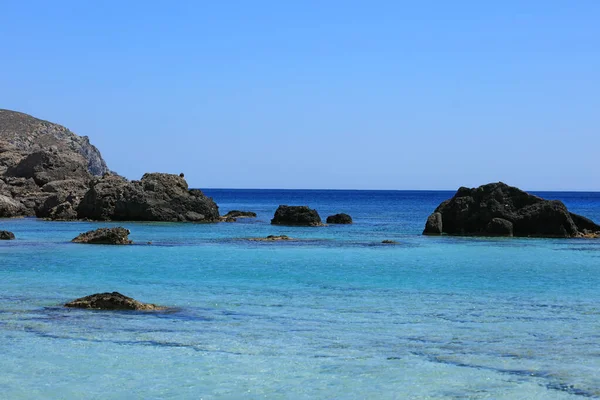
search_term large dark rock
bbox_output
[77,173,220,222]
[271,205,323,226]
[423,182,600,238]
[64,292,163,311]
[0,230,15,240]
[72,227,132,244]
[326,213,353,224]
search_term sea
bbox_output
[1,189,600,399]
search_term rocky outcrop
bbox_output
[77,173,220,222]
[326,213,353,224]
[72,227,132,244]
[0,109,109,176]
[423,182,600,238]
[64,292,163,311]
[271,205,323,226]
[0,109,107,217]
[0,230,15,240]
[1,110,221,222]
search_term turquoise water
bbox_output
[1,190,600,399]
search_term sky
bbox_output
[1,1,598,191]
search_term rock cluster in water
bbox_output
[77,173,219,222]
[423,182,600,238]
[72,227,132,245]
[271,205,323,226]
[326,213,353,224]
[64,292,163,311]
[0,109,219,222]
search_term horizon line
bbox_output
[197,187,600,193]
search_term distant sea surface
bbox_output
[1,189,600,399]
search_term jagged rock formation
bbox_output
[271,205,323,226]
[0,109,106,218]
[423,182,600,238]
[0,109,108,176]
[326,213,353,224]
[72,227,132,244]
[64,292,164,311]
[77,173,220,222]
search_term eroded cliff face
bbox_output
[0,109,109,176]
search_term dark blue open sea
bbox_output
[1,189,600,399]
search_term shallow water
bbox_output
[1,190,600,399]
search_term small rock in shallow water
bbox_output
[381,240,398,244]
[64,292,164,311]
[249,235,293,241]
[72,227,132,244]
[222,210,257,219]
[0,230,15,240]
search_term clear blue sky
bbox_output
[1,1,598,190]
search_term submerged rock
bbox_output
[72,227,132,244]
[0,230,15,240]
[381,240,398,244]
[77,173,220,222]
[326,213,353,224]
[423,182,600,238]
[249,235,293,241]
[271,205,323,226]
[64,292,163,311]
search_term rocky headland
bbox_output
[0,109,220,222]
[423,182,600,238]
